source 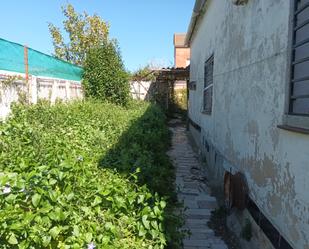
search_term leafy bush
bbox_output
[0,100,180,248]
[100,102,183,249]
[82,42,130,106]
[172,89,187,112]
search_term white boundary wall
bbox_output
[130,81,152,100]
[0,70,83,120]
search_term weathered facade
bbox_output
[186,1,309,249]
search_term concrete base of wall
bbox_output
[189,123,227,189]
[189,123,276,249]
[227,209,275,249]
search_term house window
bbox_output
[203,55,214,114]
[290,0,309,116]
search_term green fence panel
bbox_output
[0,38,83,81]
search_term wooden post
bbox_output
[30,76,38,104]
[51,79,58,103]
[24,45,30,103]
[65,80,71,100]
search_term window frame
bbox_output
[202,54,214,115]
[279,0,309,133]
[288,0,309,117]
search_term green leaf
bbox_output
[151,220,159,230]
[42,236,51,247]
[49,178,57,185]
[67,192,74,201]
[9,222,23,231]
[138,194,145,204]
[138,226,146,237]
[153,206,160,216]
[8,233,18,245]
[48,190,58,202]
[31,193,41,207]
[104,222,115,231]
[72,225,79,237]
[49,207,67,221]
[49,226,61,239]
[160,201,166,209]
[85,232,92,243]
[5,194,17,203]
[92,196,102,206]
[142,215,150,229]
[100,189,111,196]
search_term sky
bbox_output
[0,0,195,72]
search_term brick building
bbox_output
[173,34,190,90]
[174,33,190,68]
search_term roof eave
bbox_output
[185,0,207,46]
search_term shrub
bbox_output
[82,42,130,106]
[0,100,179,248]
[172,88,187,111]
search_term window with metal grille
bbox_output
[203,55,214,114]
[290,0,309,116]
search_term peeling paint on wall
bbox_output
[188,0,309,248]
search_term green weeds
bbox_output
[0,100,181,248]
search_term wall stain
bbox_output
[252,155,276,185]
[189,0,308,247]
[267,194,282,216]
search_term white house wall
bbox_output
[188,0,309,248]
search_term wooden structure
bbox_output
[150,67,190,110]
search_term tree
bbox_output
[48,4,109,65]
[82,41,130,106]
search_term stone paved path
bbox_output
[168,120,228,249]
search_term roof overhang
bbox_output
[174,33,188,48]
[185,0,208,46]
[132,67,190,82]
[155,67,190,81]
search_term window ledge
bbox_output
[277,115,309,134]
[201,111,212,115]
[277,125,309,135]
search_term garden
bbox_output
[0,100,182,248]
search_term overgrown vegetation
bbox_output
[49,4,130,106]
[0,100,181,248]
[168,88,187,120]
[172,89,187,112]
[82,43,130,106]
